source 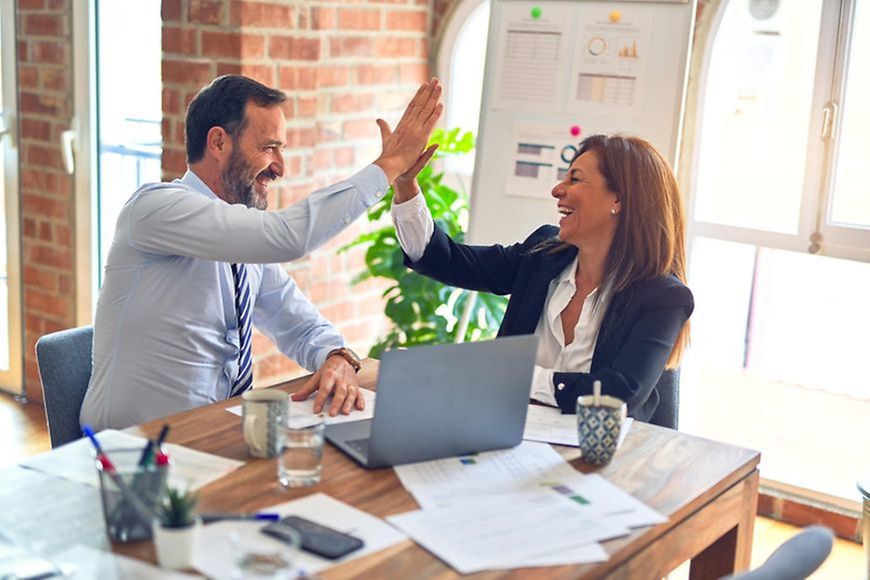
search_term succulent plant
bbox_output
[158,486,199,529]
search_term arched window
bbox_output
[436,0,491,178]
[683,0,869,504]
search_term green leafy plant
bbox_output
[158,486,199,529]
[342,128,509,358]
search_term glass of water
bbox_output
[278,415,325,488]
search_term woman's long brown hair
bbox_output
[546,134,690,368]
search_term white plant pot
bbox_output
[153,517,201,570]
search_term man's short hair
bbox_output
[185,75,287,164]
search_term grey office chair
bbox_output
[722,525,834,580]
[35,325,94,448]
[649,369,680,430]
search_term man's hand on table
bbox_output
[290,355,365,416]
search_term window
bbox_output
[436,0,490,182]
[0,0,22,394]
[682,0,869,505]
[72,0,162,318]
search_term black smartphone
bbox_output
[261,515,365,560]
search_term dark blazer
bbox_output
[404,224,694,423]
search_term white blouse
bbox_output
[392,194,610,406]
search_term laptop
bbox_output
[325,335,539,469]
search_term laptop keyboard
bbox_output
[345,437,370,457]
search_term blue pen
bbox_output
[200,513,280,524]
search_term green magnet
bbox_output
[531,6,542,19]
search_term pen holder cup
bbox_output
[96,448,168,542]
[576,395,627,465]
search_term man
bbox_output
[80,75,441,430]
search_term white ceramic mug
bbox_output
[242,390,289,458]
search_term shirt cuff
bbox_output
[348,164,390,207]
[529,365,558,407]
[391,193,434,263]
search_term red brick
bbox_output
[337,321,375,344]
[24,266,58,292]
[297,97,317,119]
[24,14,65,36]
[355,64,396,85]
[24,194,67,219]
[202,31,265,59]
[163,27,198,56]
[316,66,350,88]
[269,36,321,61]
[162,149,188,175]
[338,8,381,31]
[375,37,417,58]
[162,59,214,85]
[421,38,429,59]
[278,66,316,91]
[399,63,428,83]
[25,289,71,319]
[55,224,71,246]
[33,42,67,65]
[19,66,39,89]
[162,0,183,22]
[335,147,355,167]
[285,127,317,149]
[312,148,333,171]
[18,0,45,9]
[310,7,335,30]
[46,0,66,9]
[20,92,64,116]
[40,68,67,92]
[321,301,355,322]
[230,1,294,28]
[188,0,224,25]
[39,222,53,241]
[163,88,182,115]
[23,218,37,238]
[329,37,375,58]
[22,170,60,194]
[58,275,72,296]
[25,145,65,171]
[21,119,52,141]
[331,93,375,114]
[343,119,378,141]
[386,10,427,31]
[28,245,72,270]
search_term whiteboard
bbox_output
[468,0,695,245]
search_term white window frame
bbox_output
[0,0,23,395]
[684,0,869,263]
[71,0,98,326]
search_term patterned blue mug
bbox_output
[576,394,627,464]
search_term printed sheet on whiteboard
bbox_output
[567,5,653,118]
[506,122,578,199]
[491,2,573,113]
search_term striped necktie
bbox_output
[230,263,253,397]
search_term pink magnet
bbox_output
[570,125,581,137]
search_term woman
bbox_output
[390,134,693,424]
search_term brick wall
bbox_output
[16,0,76,401]
[161,0,431,386]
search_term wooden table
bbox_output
[4,360,760,578]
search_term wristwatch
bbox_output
[327,347,362,373]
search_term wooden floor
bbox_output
[1,392,864,578]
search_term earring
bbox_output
[610,208,616,215]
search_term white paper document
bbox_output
[225,388,376,425]
[51,545,198,579]
[523,405,633,449]
[491,2,573,112]
[388,494,624,574]
[567,4,653,117]
[19,429,243,491]
[193,493,406,579]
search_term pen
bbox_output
[154,424,171,466]
[200,513,280,524]
[82,425,155,520]
[137,439,154,467]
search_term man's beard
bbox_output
[220,148,275,210]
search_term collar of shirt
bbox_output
[180,169,220,201]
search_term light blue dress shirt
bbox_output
[80,165,388,430]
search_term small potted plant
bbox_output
[152,486,200,570]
